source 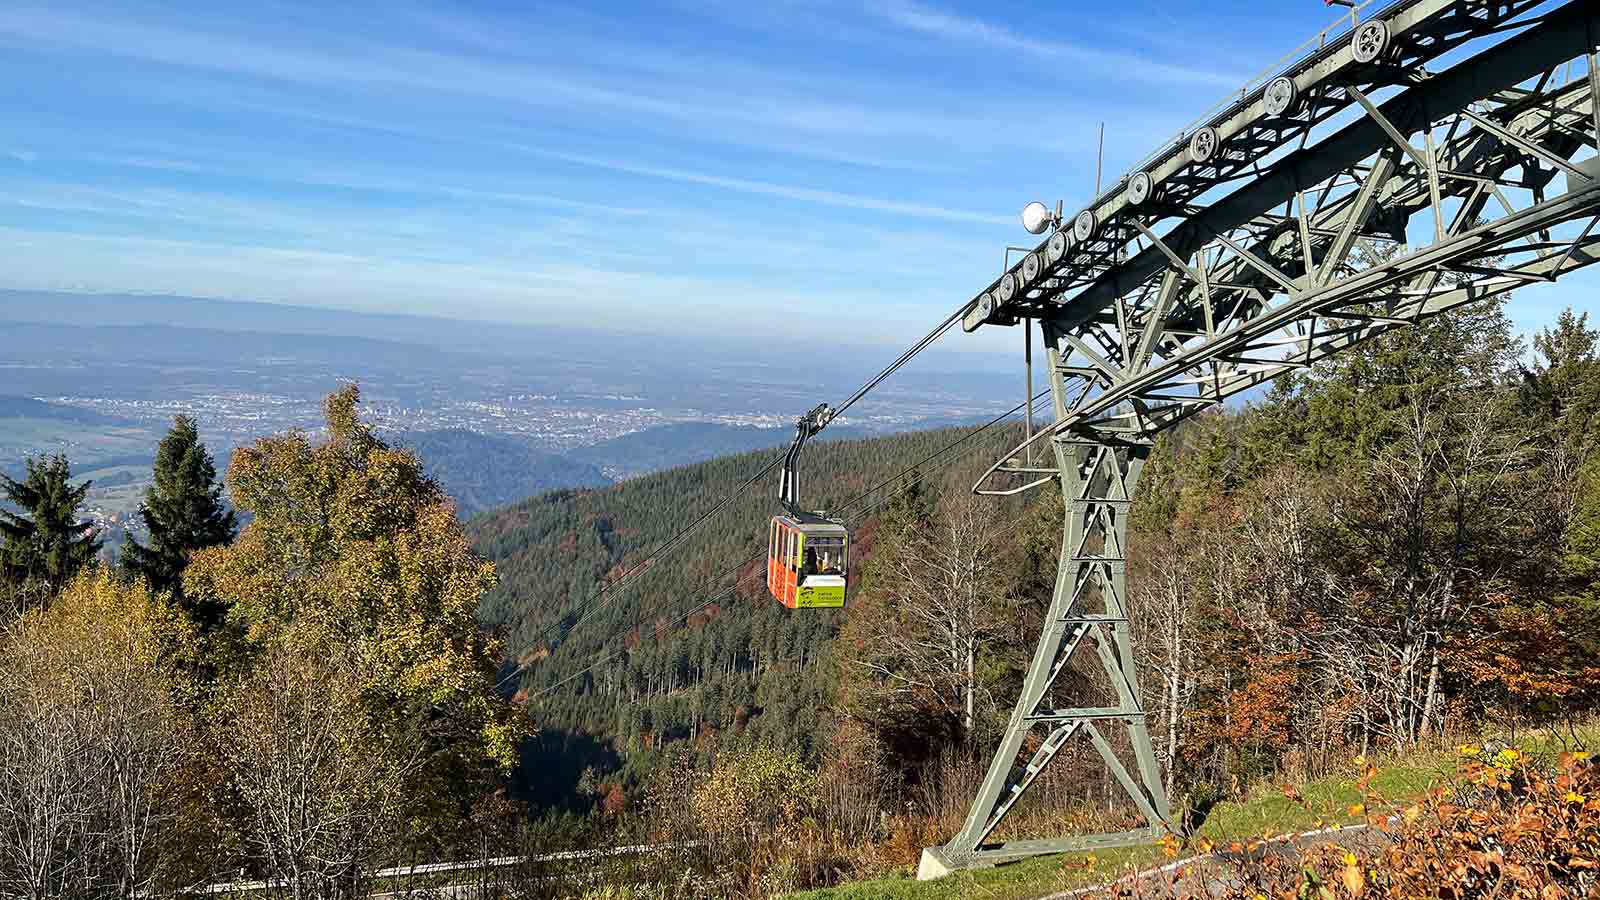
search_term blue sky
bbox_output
[0,1,1592,351]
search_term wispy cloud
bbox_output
[66,147,663,219]
[874,1,1250,89]
[0,6,1015,148]
[501,144,1012,226]
[58,101,1010,228]
[0,145,1004,283]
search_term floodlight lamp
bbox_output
[1021,201,1054,235]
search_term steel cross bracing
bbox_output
[926,439,1171,872]
[926,0,1600,876]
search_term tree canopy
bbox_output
[0,453,101,594]
[122,415,235,609]
[186,385,525,795]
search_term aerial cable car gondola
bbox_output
[767,403,849,609]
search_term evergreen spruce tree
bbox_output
[123,415,235,601]
[1523,308,1600,458]
[0,453,102,592]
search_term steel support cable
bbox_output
[504,300,977,671]
[505,387,1051,696]
[527,481,1046,703]
[829,305,967,420]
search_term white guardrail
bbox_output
[188,841,704,895]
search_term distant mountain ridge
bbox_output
[568,421,869,480]
[395,429,611,519]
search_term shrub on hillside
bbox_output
[691,747,825,895]
[1116,746,1599,898]
[1351,747,1598,897]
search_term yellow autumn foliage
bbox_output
[185,385,526,773]
[0,569,195,896]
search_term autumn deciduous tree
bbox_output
[220,646,417,900]
[1131,492,1244,797]
[0,570,192,900]
[839,488,1010,749]
[183,385,527,893]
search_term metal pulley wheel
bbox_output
[975,291,994,320]
[1189,126,1219,163]
[1352,20,1389,64]
[1073,209,1097,243]
[1264,76,1297,116]
[1046,230,1069,263]
[1020,251,1042,284]
[1126,171,1152,206]
[996,273,1017,304]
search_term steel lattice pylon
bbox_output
[937,438,1169,864]
[923,0,1600,877]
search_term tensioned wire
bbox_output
[492,303,975,685]
[524,459,1049,704]
[503,386,1052,698]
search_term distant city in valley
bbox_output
[0,290,1021,539]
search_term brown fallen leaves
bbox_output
[1105,746,1599,899]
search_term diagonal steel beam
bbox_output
[1462,107,1596,179]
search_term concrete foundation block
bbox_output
[918,846,998,880]
[916,847,955,881]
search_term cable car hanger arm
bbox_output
[778,402,833,517]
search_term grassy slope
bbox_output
[784,744,1479,900]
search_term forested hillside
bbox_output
[470,422,1028,786]
[477,300,1600,882]
[397,429,611,518]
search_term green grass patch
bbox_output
[781,748,1468,900]
[784,843,1164,900]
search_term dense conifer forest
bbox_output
[470,423,1029,790]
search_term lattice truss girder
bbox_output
[1041,0,1554,296]
[979,3,1600,493]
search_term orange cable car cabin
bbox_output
[767,514,848,609]
[768,402,849,609]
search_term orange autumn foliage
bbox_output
[1111,749,1600,899]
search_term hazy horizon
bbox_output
[18,1,1596,351]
